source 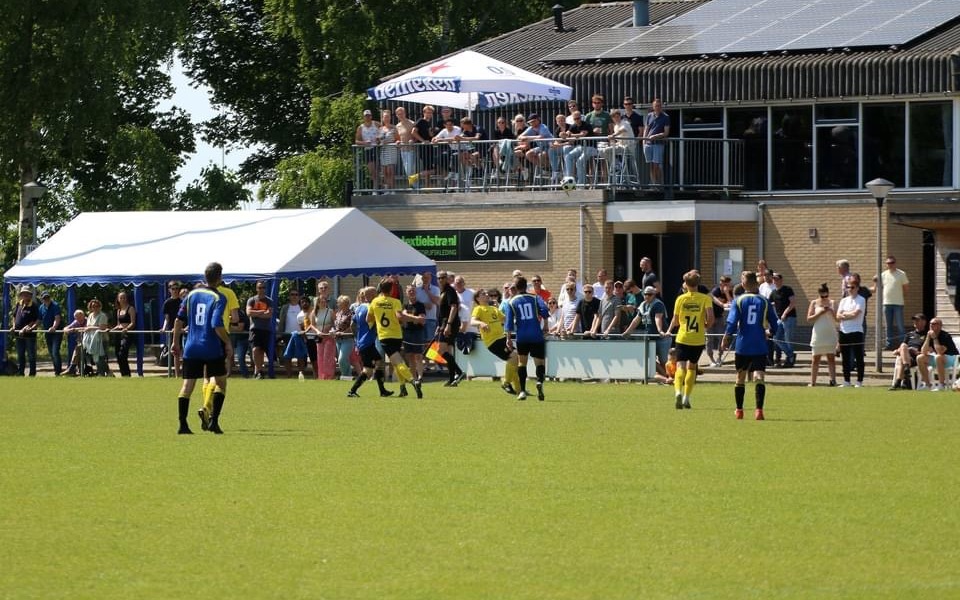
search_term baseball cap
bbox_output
[643,286,657,295]
[912,313,927,321]
[363,109,372,117]
[18,285,33,295]
[41,291,51,299]
[527,113,540,122]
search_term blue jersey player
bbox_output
[504,276,550,401]
[720,270,779,420]
[173,262,232,434]
[347,287,393,398]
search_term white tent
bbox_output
[4,208,434,286]
[1,208,434,375]
[367,50,572,111]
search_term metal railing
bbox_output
[352,137,744,195]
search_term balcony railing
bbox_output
[352,137,744,197]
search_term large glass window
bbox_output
[862,104,905,187]
[728,108,769,191]
[910,102,953,187]
[815,104,858,189]
[772,106,812,190]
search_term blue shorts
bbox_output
[643,143,664,165]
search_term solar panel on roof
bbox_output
[542,0,960,62]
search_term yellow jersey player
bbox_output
[367,280,422,398]
[668,270,714,409]
[470,288,521,395]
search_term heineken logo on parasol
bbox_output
[370,77,461,100]
[478,92,563,109]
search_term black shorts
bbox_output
[249,329,271,350]
[438,323,458,346]
[675,343,705,364]
[363,147,377,163]
[487,338,512,361]
[183,357,226,380]
[734,353,767,373]
[359,344,382,368]
[380,338,402,358]
[516,341,546,360]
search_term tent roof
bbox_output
[3,208,435,286]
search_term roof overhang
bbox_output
[890,211,960,231]
[607,200,758,223]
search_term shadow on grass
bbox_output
[230,429,316,437]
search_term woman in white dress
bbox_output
[807,282,838,386]
[379,109,398,191]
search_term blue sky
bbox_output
[163,58,261,203]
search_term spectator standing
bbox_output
[836,279,866,387]
[112,291,136,377]
[622,96,644,136]
[770,273,797,368]
[161,281,184,377]
[876,255,909,349]
[38,291,63,376]
[313,294,336,380]
[531,275,551,302]
[12,285,39,376]
[596,280,622,336]
[355,109,381,190]
[83,298,111,376]
[622,285,671,376]
[278,289,303,377]
[807,283,838,387]
[571,286,600,338]
[333,295,357,380]
[641,97,671,185]
[639,257,660,297]
[706,276,733,367]
[592,268,609,299]
[246,281,274,379]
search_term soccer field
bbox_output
[1,377,957,599]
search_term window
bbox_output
[862,104,905,187]
[714,248,744,282]
[910,102,953,187]
[772,107,812,190]
[815,104,858,189]
[728,108,769,191]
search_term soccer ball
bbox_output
[560,176,576,191]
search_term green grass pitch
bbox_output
[1,377,958,599]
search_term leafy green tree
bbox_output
[180,0,316,183]
[186,0,568,207]
[177,164,253,211]
[0,0,193,268]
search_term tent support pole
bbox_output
[66,286,77,366]
[268,277,280,378]
[1,281,9,374]
[134,285,145,377]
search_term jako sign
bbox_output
[393,228,547,262]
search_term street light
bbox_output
[866,178,894,373]
[18,180,47,261]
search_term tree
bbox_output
[180,0,317,184]
[0,0,192,267]
[184,0,567,207]
[177,164,253,211]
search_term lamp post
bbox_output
[18,180,47,261]
[866,178,894,372]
